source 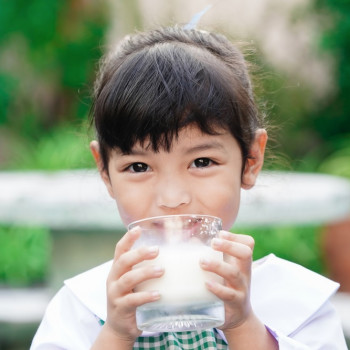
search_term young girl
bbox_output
[31,26,347,349]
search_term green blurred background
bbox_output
[1,0,350,297]
[1,0,349,176]
[0,0,349,348]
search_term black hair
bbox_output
[91,26,263,171]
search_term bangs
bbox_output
[94,41,254,155]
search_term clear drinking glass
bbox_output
[128,214,224,332]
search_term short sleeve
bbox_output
[267,300,347,349]
[30,286,101,350]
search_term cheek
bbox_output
[216,189,241,230]
[113,183,152,226]
[203,177,241,230]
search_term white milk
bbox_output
[135,244,223,305]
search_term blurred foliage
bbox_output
[0,0,348,175]
[0,0,108,137]
[0,1,349,286]
[236,225,324,275]
[1,122,95,170]
[318,135,350,178]
[0,0,108,286]
[0,225,51,286]
[312,0,350,138]
[254,0,350,176]
[311,0,350,178]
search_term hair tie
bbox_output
[184,4,213,30]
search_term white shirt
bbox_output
[31,254,347,349]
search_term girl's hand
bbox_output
[103,227,164,342]
[200,230,254,331]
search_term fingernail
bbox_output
[151,290,161,300]
[219,231,231,239]
[129,226,141,236]
[148,245,159,254]
[205,280,215,289]
[212,238,223,248]
[153,265,164,275]
[200,257,210,267]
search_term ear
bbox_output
[90,140,116,199]
[241,129,267,190]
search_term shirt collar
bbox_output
[64,254,339,337]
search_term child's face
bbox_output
[91,125,266,231]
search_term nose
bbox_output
[155,173,191,211]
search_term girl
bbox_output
[31,26,347,349]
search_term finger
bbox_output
[114,226,142,261]
[200,256,247,288]
[218,231,255,250]
[113,290,161,313]
[116,264,164,295]
[204,278,244,304]
[211,237,253,261]
[109,245,160,280]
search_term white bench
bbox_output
[1,170,350,339]
[1,170,350,229]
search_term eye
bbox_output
[127,162,150,173]
[191,158,213,168]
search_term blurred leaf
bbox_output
[234,225,324,274]
[0,225,51,286]
[4,123,95,170]
[0,0,108,135]
[318,136,350,178]
[0,73,17,125]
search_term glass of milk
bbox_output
[129,214,225,332]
